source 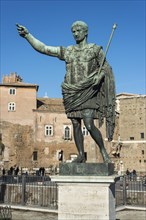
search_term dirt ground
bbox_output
[11,209,146,220]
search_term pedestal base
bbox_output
[59,162,114,176]
[52,175,117,220]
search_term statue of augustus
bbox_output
[16,21,116,163]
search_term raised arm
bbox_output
[16,24,60,57]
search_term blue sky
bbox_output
[1,0,145,98]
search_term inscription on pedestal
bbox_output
[59,163,114,176]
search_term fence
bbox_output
[0,175,58,210]
[0,175,146,209]
[115,175,146,207]
[0,206,12,220]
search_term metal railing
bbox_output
[115,175,146,207]
[0,175,58,210]
[0,206,12,220]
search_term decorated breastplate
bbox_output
[64,44,98,83]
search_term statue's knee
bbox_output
[85,123,92,132]
[84,118,95,132]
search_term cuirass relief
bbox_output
[64,45,98,83]
[65,45,96,63]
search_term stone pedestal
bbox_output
[52,174,118,220]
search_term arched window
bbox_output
[64,125,71,140]
[45,125,53,136]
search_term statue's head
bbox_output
[71,21,88,42]
[71,21,88,33]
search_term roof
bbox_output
[36,97,65,112]
[116,93,138,97]
[0,81,39,91]
[116,93,146,99]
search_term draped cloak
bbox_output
[59,43,116,141]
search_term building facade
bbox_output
[112,93,146,174]
[0,73,146,174]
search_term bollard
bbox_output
[0,206,12,220]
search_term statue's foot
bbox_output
[104,157,112,163]
[72,155,86,163]
[101,150,112,163]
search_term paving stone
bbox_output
[11,209,146,220]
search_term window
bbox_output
[33,151,38,161]
[82,126,89,136]
[64,125,71,140]
[84,152,87,160]
[140,133,144,139]
[142,150,144,155]
[45,125,53,136]
[130,137,134,140]
[9,88,16,95]
[58,150,63,161]
[8,102,16,111]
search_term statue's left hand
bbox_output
[93,72,105,85]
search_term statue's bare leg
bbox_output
[83,116,111,163]
[71,118,86,163]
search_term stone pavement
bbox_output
[11,209,146,220]
[11,210,57,220]
[116,209,146,220]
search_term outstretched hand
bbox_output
[16,23,29,38]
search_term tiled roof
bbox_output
[37,98,65,112]
[0,81,39,91]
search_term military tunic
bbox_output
[58,43,115,140]
[59,43,104,118]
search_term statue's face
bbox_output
[72,25,87,43]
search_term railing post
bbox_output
[21,175,26,205]
[123,175,127,205]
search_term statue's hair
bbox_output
[71,21,88,32]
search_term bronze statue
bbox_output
[16,21,116,163]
